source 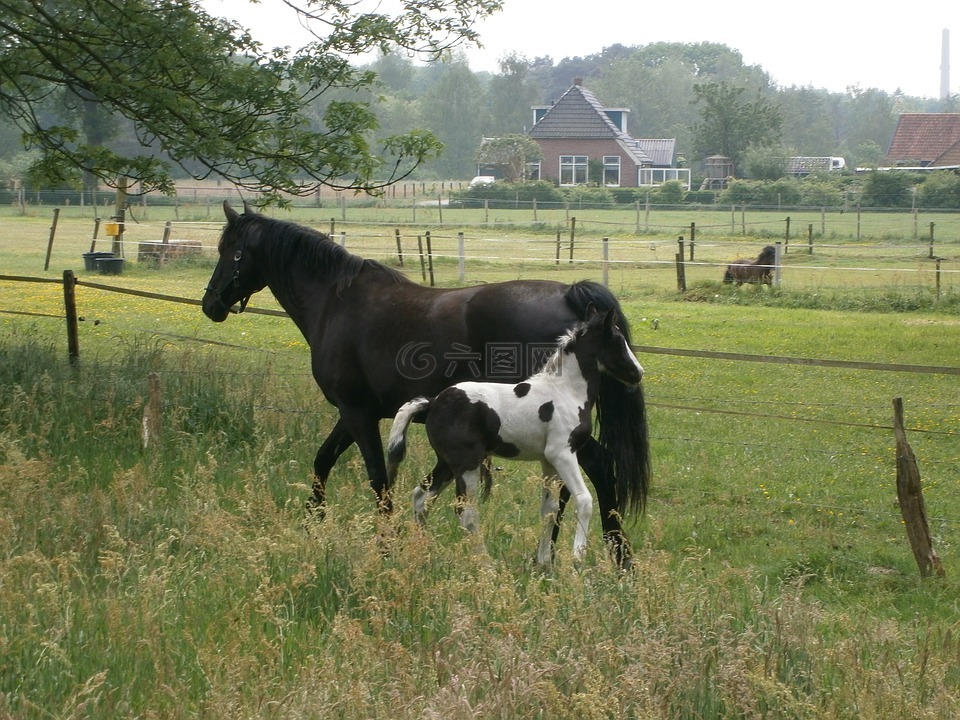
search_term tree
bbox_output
[475,134,542,182]
[690,81,783,172]
[485,54,542,135]
[741,145,790,180]
[418,56,488,178]
[916,171,960,208]
[0,0,500,200]
[859,170,916,208]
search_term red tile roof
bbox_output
[885,114,960,166]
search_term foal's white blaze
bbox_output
[599,334,644,383]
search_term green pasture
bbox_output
[2,209,960,717]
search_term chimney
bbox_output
[573,77,583,87]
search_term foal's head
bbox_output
[567,306,643,389]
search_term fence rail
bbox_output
[2,271,954,573]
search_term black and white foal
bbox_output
[386,306,644,565]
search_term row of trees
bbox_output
[1,1,958,200]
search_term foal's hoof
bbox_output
[605,534,635,571]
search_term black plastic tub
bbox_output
[96,257,125,275]
[82,251,115,271]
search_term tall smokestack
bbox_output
[942,29,950,100]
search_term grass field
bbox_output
[2,207,960,717]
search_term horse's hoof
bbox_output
[304,498,326,521]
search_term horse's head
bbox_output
[759,245,777,264]
[577,306,644,389]
[202,201,269,322]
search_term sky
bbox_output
[206,0,957,99]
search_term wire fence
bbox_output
[2,272,957,532]
[3,201,960,565]
[15,210,960,298]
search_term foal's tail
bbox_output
[564,281,651,518]
[386,397,432,485]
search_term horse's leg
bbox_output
[537,461,561,567]
[340,411,393,514]
[307,418,354,517]
[413,461,454,525]
[576,437,633,569]
[550,452,593,562]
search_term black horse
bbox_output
[723,245,777,285]
[202,202,650,566]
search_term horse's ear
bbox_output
[223,200,239,224]
[242,200,255,215]
[602,307,617,332]
[584,303,599,322]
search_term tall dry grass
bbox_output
[2,336,959,718]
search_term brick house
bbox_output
[884,114,960,168]
[528,78,686,189]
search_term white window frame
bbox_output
[639,167,692,190]
[603,156,621,186]
[559,155,588,185]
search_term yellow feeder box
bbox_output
[104,222,121,237]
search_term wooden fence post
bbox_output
[675,237,686,292]
[568,217,576,264]
[784,216,791,253]
[417,235,427,283]
[602,237,609,287]
[62,269,79,365]
[893,397,945,577]
[425,230,434,287]
[457,232,465,283]
[44,208,60,271]
[689,222,696,261]
[159,220,172,264]
[929,222,935,259]
[394,228,404,267]
[555,229,561,266]
[89,217,101,253]
[774,241,783,287]
[808,223,814,254]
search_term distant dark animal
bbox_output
[723,245,777,285]
[386,306,643,566]
[201,202,651,567]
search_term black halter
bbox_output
[205,238,252,314]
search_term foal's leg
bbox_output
[455,466,483,535]
[550,451,593,562]
[308,418,354,516]
[412,461,454,525]
[537,461,561,567]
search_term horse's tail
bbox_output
[563,281,651,517]
[722,266,734,283]
[386,397,431,485]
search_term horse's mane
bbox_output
[538,322,585,376]
[232,212,409,294]
[757,245,777,264]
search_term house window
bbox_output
[603,156,621,186]
[559,155,588,185]
[526,162,541,181]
